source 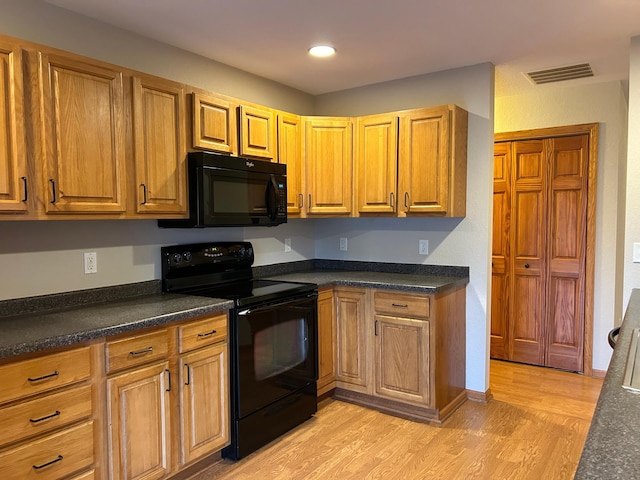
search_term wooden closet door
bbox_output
[510,140,547,366]
[490,142,511,360]
[545,135,588,371]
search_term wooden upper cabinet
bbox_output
[277,112,304,216]
[192,92,237,154]
[132,74,187,214]
[238,104,276,160]
[356,113,398,215]
[304,117,353,216]
[38,51,126,213]
[398,105,467,217]
[0,39,27,213]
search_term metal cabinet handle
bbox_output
[404,192,409,210]
[524,263,530,268]
[129,346,153,356]
[32,455,63,470]
[374,320,378,336]
[28,371,59,382]
[165,369,171,392]
[298,193,303,208]
[49,179,56,204]
[197,330,217,338]
[392,303,409,308]
[184,364,191,386]
[308,193,312,207]
[30,410,61,423]
[140,183,148,205]
[21,176,28,202]
[390,192,395,210]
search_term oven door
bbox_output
[234,293,318,419]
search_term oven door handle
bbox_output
[237,293,317,317]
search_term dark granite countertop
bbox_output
[575,288,640,479]
[0,290,232,360]
[264,270,467,293]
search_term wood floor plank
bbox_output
[187,360,603,480]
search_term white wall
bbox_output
[315,64,496,394]
[624,37,640,308]
[495,80,629,372]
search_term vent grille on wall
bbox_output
[525,63,594,85]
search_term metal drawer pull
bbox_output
[392,303,409,308]
[32,455,63,470]
[129,347,153,356]
[28,371,59,382]
[197,329,217,338]
[29,410,61,423]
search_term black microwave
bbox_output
[158,151,287,228]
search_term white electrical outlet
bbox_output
[284,238,292,252]
[340,237,348,251]
[84,252,97,274]
[634,243,640,263]
[419,240,429,255]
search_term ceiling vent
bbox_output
[525,63,594,85]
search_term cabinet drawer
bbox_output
[0,347,91,405]
[0,421,94,480]
[374,291,430,318]
[0,384,92,447]
[178,314,228,353]
[69,470,95,480]
[106,329,169,374]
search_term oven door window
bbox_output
[236,298,317,418]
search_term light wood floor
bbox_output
[188,360,603,480]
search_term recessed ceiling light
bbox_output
[308,45,336,58]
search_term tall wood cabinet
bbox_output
[277,112,305,216]
[334,287,369,392]
[0,38,28,213]
[131,74,187,214]
[491,135,589,372]
[304,117,353,216]
[37,51,127,214]
[317,288,336,396]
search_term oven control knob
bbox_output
[183,252,192,262]
[172,253,182,264]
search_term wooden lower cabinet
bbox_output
[317,288,336,395]
[107,361,172,480]
[333,286,466,423]
[178,343,229,466]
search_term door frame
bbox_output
[494,123,598,376]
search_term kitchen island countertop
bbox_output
[575,288,640,479]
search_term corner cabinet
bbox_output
[304,117,353,216]
[37,51,127,214]
[0,38,28,213]
[132,74,187,214]
[333,285,467,423]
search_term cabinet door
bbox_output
[239,104,275,160]
[335,288,368,391]
[178,343,229,466]
[277,112,304,216]
[317,288,336,395]
[107,362,171,480]
[0,39,27,213]
[132,74,187,214]
[374,315,431,407]
[192,92,237,154]
[305,117,353,216]
[356,113,398,214]
[38,52,126,213]
[398,105,467,217]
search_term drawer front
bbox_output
[0,384,92,447]
[178,314,228,353]
[0,347,92,405]
[69,470,95,480]
[106,329,169,374]
[0,421,94,480]
[374,291,430,319]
